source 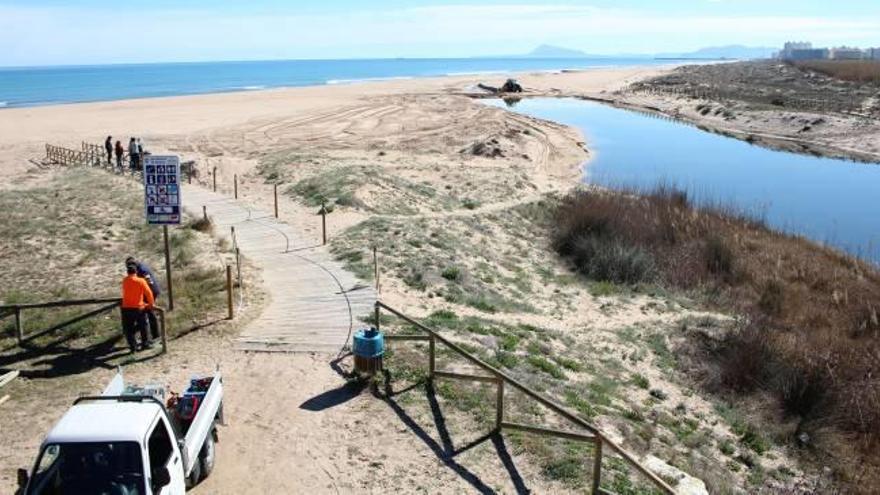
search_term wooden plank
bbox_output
[0,395,9,407]
[384,334,430,341]
[501,421,595,442]
[0,297,120,311]
[433,370,498,384]
[19,301,120,344]
[0,370,19,388]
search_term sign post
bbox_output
[143,155,181,311]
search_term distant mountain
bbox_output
[656,45,777,60]
[525,44,593,58]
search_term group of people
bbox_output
[104,136,146,173]
[120,256,161,353]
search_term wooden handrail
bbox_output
[0,297,121,311]
[3,298,167,354]
[375,301,676,495]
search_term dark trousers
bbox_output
[116,155,123,169]
[106,149,112,165]
[130,153,139,171]
[145,308,160,340]
[121,308,148,351]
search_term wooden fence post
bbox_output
[234,174,238,199]
[202,205,207,222]
[226,265,234,320]
[235,247,242,288]
[495,379,504,430]
[429,335,436,379]
[591,439,603,494]
[14,308,23,344]
[213,167,217,192]
[273,183,278,218]
[374,304,381,333]
[373,246,379,292]
[321,201,327,245]
[159,308,168,354]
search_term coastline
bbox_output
[0,65,667,181]
[2,60,877,493]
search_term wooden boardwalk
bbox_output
[182,186,376,353]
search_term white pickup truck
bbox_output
[17,370,224,495]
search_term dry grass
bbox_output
[792,60,880,85]
[553,186,880,492]
[0,169,228,354]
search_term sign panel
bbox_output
[143,155,181,225]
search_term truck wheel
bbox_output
[199,430,216,480]
[185,456,202,489]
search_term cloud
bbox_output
[0,3,877,65]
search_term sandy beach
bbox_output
[1,64,825,493]
[0,66,660,178]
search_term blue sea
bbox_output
[0,57,672,108]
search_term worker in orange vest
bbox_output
[121,261,155,353]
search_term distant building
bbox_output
[784,42,813,51]
[779,41,829,61]
[867,48,880,60]
[830,47,864,60]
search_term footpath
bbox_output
[181,185,376,353]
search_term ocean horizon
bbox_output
[0,57,681,109]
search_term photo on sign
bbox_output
[157,175,166,184]
[147,175,156,185]
[148,194,158,205]
[158,185,167,195]
[146,185,157,195]
[156,165,166,174]
[146,165,155,175]
[167,175,177,184]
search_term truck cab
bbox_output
[19,371,222,495]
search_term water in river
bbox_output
[489,98,880,264]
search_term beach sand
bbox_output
[0,65,810,493]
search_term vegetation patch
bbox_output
[0,169,227,362]
[553,185,880,490]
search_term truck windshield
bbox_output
[26,442,144,495]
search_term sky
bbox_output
[0,0,878,66]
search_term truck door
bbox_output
[146,416,186,494]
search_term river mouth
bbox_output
[487,97,880,264]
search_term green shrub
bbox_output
[441,266,461,281]
[705,235,734,276]
[528,356,565,379]
[571,235,655,284]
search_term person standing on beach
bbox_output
[114,140,124,171]
[129,137,139,172]
[121,261,155,353]
[137,138,146,166]
[125,256,161,340]
[104,136,113,165]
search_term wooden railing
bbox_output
[44,142,134,168]
[375,301,675,495]
[0,298,167,353]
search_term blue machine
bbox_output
[352,328,384,358]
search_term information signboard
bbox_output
[143,155,181,225]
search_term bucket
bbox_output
[352,328,384,358]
